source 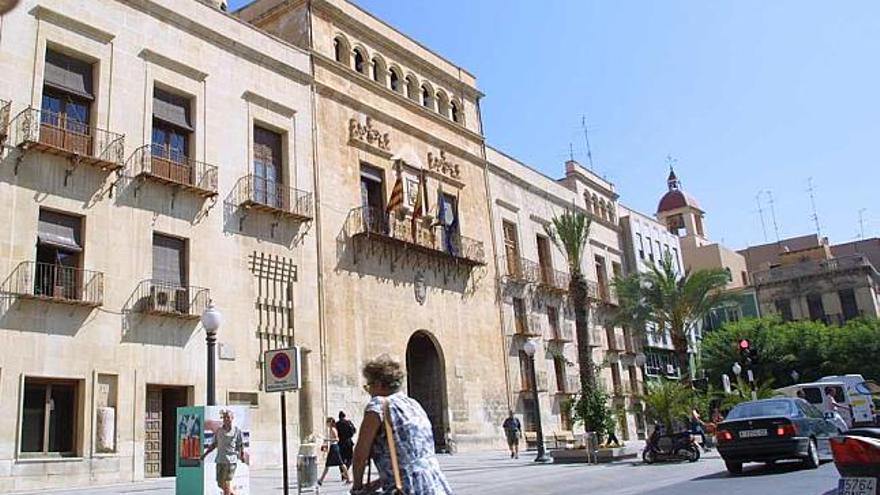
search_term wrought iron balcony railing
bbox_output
[752,254,879,286]
[538,266,570,292]
[0,99,10,144]
[233,175,313,221]
[4,261,103,306]
[8,107,124,170]
[346,206,486,266]
[556,375,580,395]
[547,321,574,343]
[131,280,209,319]
[130,145,218,197]
[499,256,540,283]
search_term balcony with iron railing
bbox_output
[752,254,879,286]
[130,145,218,197]
[519,370,549,394]
[8,107,125,170]
[606,332,626,352]
[131,280,210,319]
[499,256,540,284]
[538,266,570,293]
[588,328,604,347]
[514,314,543,338]
[593,281,618,305]
[555,375,580,395]
[3,261,103,307]
[0,99,10,143]
[346,206,485,266]
[547,321,574,343]
[232,175,313,221]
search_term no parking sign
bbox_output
[263,347,301,392]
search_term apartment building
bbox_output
[487,148,645,442]
[0,0,318,490]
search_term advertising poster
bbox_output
[176,406,250,495]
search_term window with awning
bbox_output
[44,49,93,100]
[37,210,82,253]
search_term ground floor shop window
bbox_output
[21,378,80,457]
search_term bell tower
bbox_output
[656,167,708,246]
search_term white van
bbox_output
[819,374,876,426]
[777,379,875,428]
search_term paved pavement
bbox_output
[11,448,840,495]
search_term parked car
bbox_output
[716,397,838,475]
[831,428,880,495]
[777,380,874,429]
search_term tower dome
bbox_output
[657,167,701,213]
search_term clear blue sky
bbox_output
[230,0,880,249]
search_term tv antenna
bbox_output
[755,192,768,242]
[581,115,595,170]
[766,190,781,244]
[807,177,822,238]
[859,208,867,240]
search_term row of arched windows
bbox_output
[588,193,616,223]
[333,35,463,124]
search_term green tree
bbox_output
[572,385,611,439]
[614,254,731,380]
[545,209,595,390]
[720,376,779,410]
[642,378,694,432]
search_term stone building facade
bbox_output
[487,149,645,442]
[0,0,320,490]
[238,0,508,449]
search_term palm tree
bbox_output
[642,378,694,432]
[545,209,595,390]
[613,254,731,381]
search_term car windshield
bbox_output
[727,400,795,420]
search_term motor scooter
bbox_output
[642,425,700,464]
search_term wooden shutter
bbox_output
[152,234,186,286]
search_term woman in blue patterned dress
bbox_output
[350,355,454,495]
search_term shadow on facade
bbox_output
[113,175,215,225]
[0,149,111,209]
[0,297,94,336]
[221,196,310,249]
[119,288,200,346]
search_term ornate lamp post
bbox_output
[522,338,551,463]
[201,302,222,406]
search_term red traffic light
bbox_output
[739,339,751,350]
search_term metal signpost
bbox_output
[264,347,302,495]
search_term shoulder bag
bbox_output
[382,397,406,495]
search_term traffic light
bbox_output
[739,339,758,364]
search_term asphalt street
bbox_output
[11,449,840,495]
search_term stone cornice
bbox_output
[310,0,484,100]
[139,48,208,81]
[242,90,297,118]
[566,167,619,200]
[30,5,116,44]
[316,54,484,142]
[120,0,312,86]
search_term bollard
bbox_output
[297,454,319,494]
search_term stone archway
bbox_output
[405,331,448,451]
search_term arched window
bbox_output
[371,57,387,86]
[333,36,350,65]
[591,195,599,215]
[406,76,418,101]
[436,91,450,118]
[421,84,434,109]
[450,100,461,123]
[389,67,402,93]
[353,48,367,74]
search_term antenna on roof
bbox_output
[581,115,594,170]
[766,190,781,245]
[807,177,822,238]
[859,208,867,240]
[569,143,574,162]
[755,191,768,242]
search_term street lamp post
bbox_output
[201,302,222,406]
[522,339,551,463]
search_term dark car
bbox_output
[831,428,880,495]
[716,397,838,475]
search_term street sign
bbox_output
[263,347,301,393]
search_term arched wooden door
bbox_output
[405,331,448,451]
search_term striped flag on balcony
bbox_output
[410,169,428,240]
[386,171,404,214]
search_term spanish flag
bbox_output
[386,171,404,214]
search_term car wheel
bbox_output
[725,460,743,475]
[802,438,820,469]
[642,449,656,464]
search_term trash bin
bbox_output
[297,453,319,494]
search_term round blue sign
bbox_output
[270,352,291,379]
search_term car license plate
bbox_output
[738,429,767,438]
[839,478,877,495]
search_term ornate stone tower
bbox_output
[656,167,707,247]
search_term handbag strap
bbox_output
[382,397,404,492]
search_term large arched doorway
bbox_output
[405,331,448,451]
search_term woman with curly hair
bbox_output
[349,355,453,495]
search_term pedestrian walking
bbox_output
[604,415,621,447]
[338,410,357,468]
[690,409,708,452]
[501,410,522,459]
[349,355,453,495]
[318,417,351,486]
[201,409,248,495]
